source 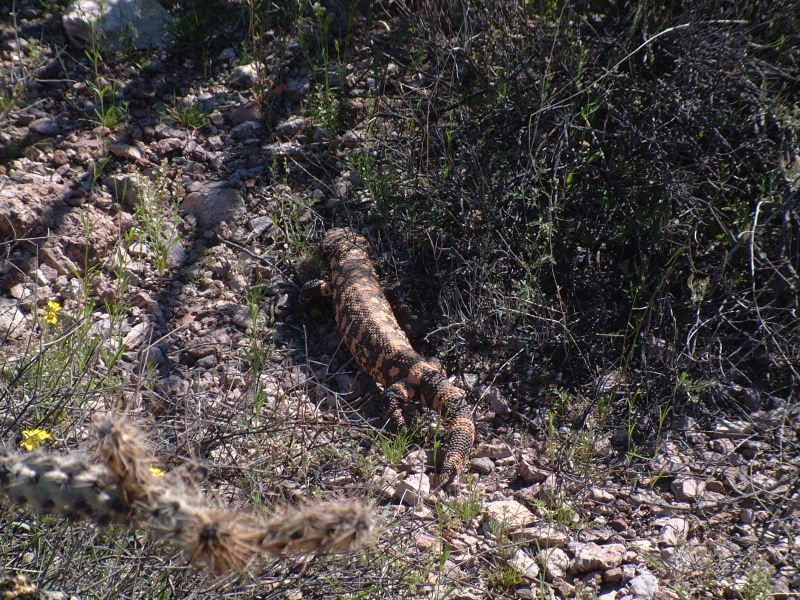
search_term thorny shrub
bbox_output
[349,0,798,447]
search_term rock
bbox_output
[226,102,262,125]
[671,478,705,502]
[284,77,310,98]
[249,216,278,237]
[0,299,27,339]
[482,500,535,533]
[123,322,151,350]
[394,473,430,506]
[415,532,437,550]
[623,564,636,582]
[108,174,141,208]
[476,441,513,459]
[181,182,244,227]
[713,419,752,439]
[629,571,659,599]
[229,63,259,88]
[603,567,623,583]
[469,456,494,474]
[0,183,67,238]
[483,386,511,414]
[710,438,735,453]
[141,345,166,367]
[156,137,183,154]
[628,540,654,555]
[517,524,569,547]
[229,120,262,140]
[276,117,309,137]
[590,487,615,502]
[538,547,570,580]
[510,549,539,580]
[9,284,27,301]
[400,449,427,473]
[738,439,763,459]
[571,543,625,573]
[657,517,689,546]
[597,369,626,393]
[29,118,60,134]
[63,0,172,50]
[218,47,236,61]
[517,459,549,484]
[263,141,304,158]
[109,143,143,162]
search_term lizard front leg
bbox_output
[299,278,333,304]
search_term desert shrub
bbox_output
[353,0,799,442]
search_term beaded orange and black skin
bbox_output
[301,228,476,486]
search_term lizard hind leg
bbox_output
[385,379,416,430]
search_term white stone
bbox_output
[713,418,752,438]
[671,478,705,502]
[63,0,172,50]
[400,449,428,473]
[229,63,259,88]
[629,571,659,599]
[538,547,570,580]
[657,517,689,546]
[0,299,27,339]
[394,472,430,506]
[109,143,143,161]
[510,549,539,580]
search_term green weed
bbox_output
[161,98,211,131]
[374,428,416,467]
[435,475,483,530]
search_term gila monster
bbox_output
[302,228,475,486]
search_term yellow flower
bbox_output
[20,429,53,451]
[44,300,63,325]
[149,467,166,477]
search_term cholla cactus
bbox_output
[0,572,80,600]
[1,418,372,575]
[0,449,127,523]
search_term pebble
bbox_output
[517,524,569,547]
[657,517,689,545]
[510,549,539,580]
[538,547,570,580]
[517,459,549,483]
[671,478,705,502]
[482,500,535,533]
[29,117,60,134]
[570,542,626,573]
[393,472,430,506]
[629,571,659,599]
[469,456,495,474]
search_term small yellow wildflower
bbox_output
[149,467,166,477]
[44,300,63,325]
[20,429,53,451]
